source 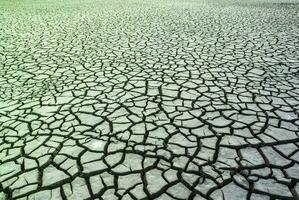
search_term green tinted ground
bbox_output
[0,0,299,199]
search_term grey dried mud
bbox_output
[0,0,299,199]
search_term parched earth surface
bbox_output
[0,0,299,199]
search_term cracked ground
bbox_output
[0,0,299,199]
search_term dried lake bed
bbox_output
[0,0,299,199]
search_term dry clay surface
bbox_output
[0,0,299,199]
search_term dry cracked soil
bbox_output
[0,0,299,199]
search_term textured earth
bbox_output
[0,0,299,199]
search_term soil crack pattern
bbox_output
[0,0,299,199]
